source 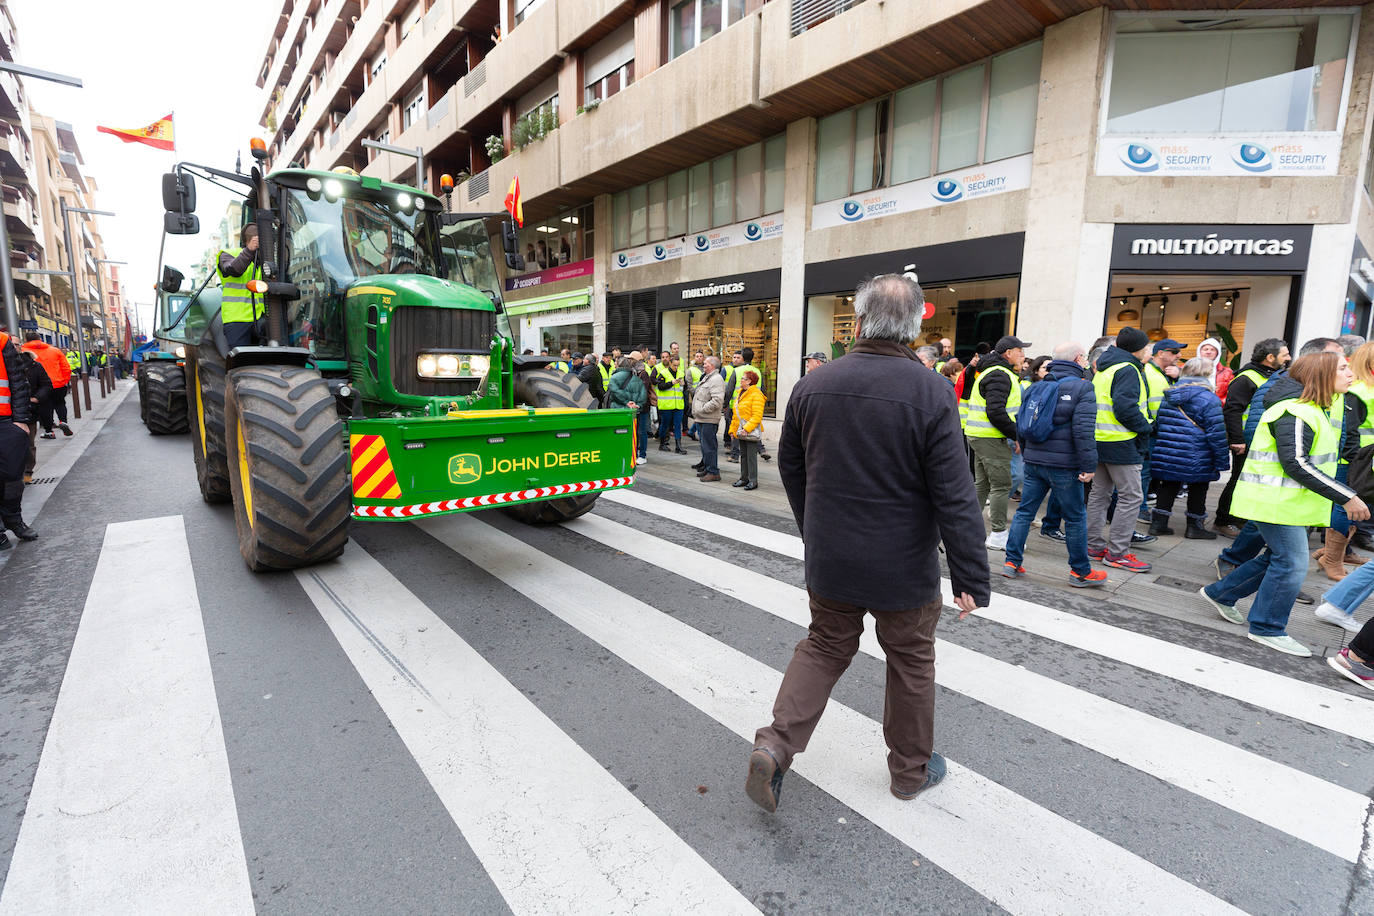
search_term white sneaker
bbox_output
[635,457,646,466]
[1246,632,1312,657]
[985,529,1008,551]
[1314,602,1363,633]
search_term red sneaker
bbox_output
[1001,562,1025,579]
[1069,568,1109,588]
[1087,547,1107,560]
[1104,553,1151,573]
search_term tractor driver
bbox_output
[217,224,264,352]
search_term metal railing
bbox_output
[790,0,867,36]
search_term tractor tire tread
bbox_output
[504,368,603,525]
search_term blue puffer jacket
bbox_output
[1149,377,1228,483]
[1020,359,1098,473]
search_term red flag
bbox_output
[504,175,523,227]
[97,113,174,151]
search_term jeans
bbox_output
[658,408,683,446]
[1324,558,1374,614]
[1205,521,1308,636]
[1041,493,1064,532]
[1219,521,1265,567]
[969,437,1014,532]
[1086,462,1144,557]
[636,408,650,458]
[1011,452,1024,495]
[1330,464,1351,536]
[698,422,719,475]
[1006,464,1091,576]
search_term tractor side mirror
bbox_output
[506,252,525,271]
[501,220,519,255]
[164,212,200,235]
[161,172,196,213]
[160,265,185,293]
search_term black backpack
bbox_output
[1347,444,1374,502]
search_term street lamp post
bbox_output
[360,139,426,190]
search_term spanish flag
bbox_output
[504,175,523,227]
[97,113,174,151]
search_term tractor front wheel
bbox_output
[142,361,189,435]
[224,365,351,571]
[502,368,602,525]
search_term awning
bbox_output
[504,286,592,317]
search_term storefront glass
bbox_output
[540,322,593,356]
[1105,275,1275,369]
[663,302,780,414]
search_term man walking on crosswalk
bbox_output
[746,272,989,812]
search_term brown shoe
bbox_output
[1213,524,1241,539]
[745,748,784,812]
[699,473,721,482]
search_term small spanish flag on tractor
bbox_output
[97,113,175,151]
[504,174,523,227]
[350,433,402,500]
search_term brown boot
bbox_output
[1317,528,1348,581]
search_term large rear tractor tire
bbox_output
[187,346,232,503]
[143,361,189,435]
[137,369,148,424]
[224,365,351,571]
[502,368,602,525]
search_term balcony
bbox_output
[462,128,561,214]
[0,121,33,180]
[558,0,634,49]
[3,187,37,242]
[0,10,16,58]
[458,0,560,133]
[0,70,20,120]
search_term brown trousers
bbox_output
[754,591,943,792]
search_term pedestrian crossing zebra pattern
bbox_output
[2,488,1372,914]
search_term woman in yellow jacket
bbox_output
[729,369,765,490]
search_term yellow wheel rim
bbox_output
[236,415,254,526]
[194,367,208,454]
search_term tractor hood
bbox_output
[343,275,496,311]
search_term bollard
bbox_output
[82,373,92,410]
[70,380,81,419]
[98,371,107,397]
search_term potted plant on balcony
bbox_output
[485,134,506,163]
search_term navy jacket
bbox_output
[1093,345,1153,465]
[1149,378,1228,483]
[1019,359,1097,473]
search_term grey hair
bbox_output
[704,355,720,370]
[1339,334,1366,356]
[1181,357,1214,386]
[854,273,924,343]
[1053,340,1086,362]
[915,345,939,364]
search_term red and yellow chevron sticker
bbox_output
[350,434,402,500]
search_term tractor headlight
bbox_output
[174,345,186,358]
[417,353,490,379]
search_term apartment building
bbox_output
[256,0,1374,418]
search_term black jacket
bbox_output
[2,337,32,424]
[1020,359,1097,473]
[1093,346,1153,465]
[970,352,1019,439]
[1255,376,1355,505]
[1223,361,1275,445]
[577,362,605,402]
[778,337,990,611]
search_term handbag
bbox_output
[734,420,762,442]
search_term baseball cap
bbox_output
[995,335,1031,352]
[571,351,584,360]
[1152,338,1184,354]
[805,352,828,362]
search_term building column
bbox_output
[592,192,611,354]
[1017,8,1112,349]
[774,117,816,417]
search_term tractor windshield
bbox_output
[439,218,503,302]
[282,188,444,359]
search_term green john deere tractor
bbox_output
[156,155,635,571]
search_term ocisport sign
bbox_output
[1097,134,1340,177]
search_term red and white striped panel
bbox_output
[351,477,635,520]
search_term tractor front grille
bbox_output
[389,306,496,398]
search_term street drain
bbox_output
[1153,575,1208,592]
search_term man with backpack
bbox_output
[1002,341,1108,588]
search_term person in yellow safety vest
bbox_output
[685,350,705,440]
[552,348,574,375]
[216,224,264,352]
[1213,338,1289,535]
[65,350,80,374]
[654,354,687,453]
[727,346,767,463]
[1138,338,1182,520]
[1201,350,1370,657]
[721,351,741,452]
[967,335,1028,550]
[1309,341,1374,581]
[598,352,615,390]
[1084,327,1157,573]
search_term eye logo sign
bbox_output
[931,179,963,203]
[1231,143,1273,172]
[617,253,628,267]
[840,200,864,222]
[1118,143,1160,173]
[744,222,762,241]
[653,245,666,260]
[695,235,710,252]
[447,453,482,484]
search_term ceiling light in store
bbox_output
[1159,284,1170,291]
[1119,298,1127,307]
[1117,308,1140,322]
[948,286,956,293]
[1225,296,1233,307]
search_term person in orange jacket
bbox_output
[20,333,72,436]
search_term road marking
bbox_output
[0,516,252,916]
[419,513,1241,916]
[295,548,756,916]
[605,488,1374,745]
[567,512,1369,863]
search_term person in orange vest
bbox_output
[0,329,38,548]
[20,333,73,436]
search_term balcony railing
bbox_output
[789,0,866,36]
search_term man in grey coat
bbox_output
[745,274,990,813]
[689,356,725,482]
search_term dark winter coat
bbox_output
[1149,377,1228,483]
[968,351,1019,439]
[1092,345,1153,465]
[607,367,646,411]
[1,337,31,424]
[1019,359,1097,474]
[778,337,990,611]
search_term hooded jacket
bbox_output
[1019,359,1097,473]
[1092,345,1153,465]
[1,336,32,424]
[20,339,72,388]
[1149,377,1229,483]
[607,367,646,411]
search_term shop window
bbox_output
[688,162,711,233]
[541,323,593,357]
[852,100,887,194]
[613,191,630,250]
[891,81,935,185]
[763,135,786,215]
[670,0,749,61]
[516,204,593,273]
[735,142,763,222]
[685,303,781,414]
[628,184,648,246]
[815,110,851,203]
[985,43,1042,162]
[711,153,734,227]
[938,64,984,174]
[647,179,667,242]
[1105,13,1354,134]
[666,170,689,237]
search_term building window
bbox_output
[367,126,391,160]
[585,62,634,106]
[1105,13,1354,135]
[514,0,547,26]
[400,0,424,41]
[669,0,749,61]
[814,42,1042,203]
[402,83,426,131]
[516,204,593,272]
[370,50,387,82]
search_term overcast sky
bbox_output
[13,0,280,338]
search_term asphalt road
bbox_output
[1,391,1371,915]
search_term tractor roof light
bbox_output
[439,173,454,192]
[250,137,267,160]
[247,279,269,294]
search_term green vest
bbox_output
[731,363,758,409]
[935,360,947,374]
[1232,399,1339,526]
[66,351,79,370]
[554,360,572,374]
[965,364,1022,439]
[1092,362,1148,442]
[1143,361,1170,420]
[656,365,683,409]
[1234,368,1268,427]
[216,247,263,325]
[1350,380,1374,448]
[688,365,703,385]
[598,363,613,386]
